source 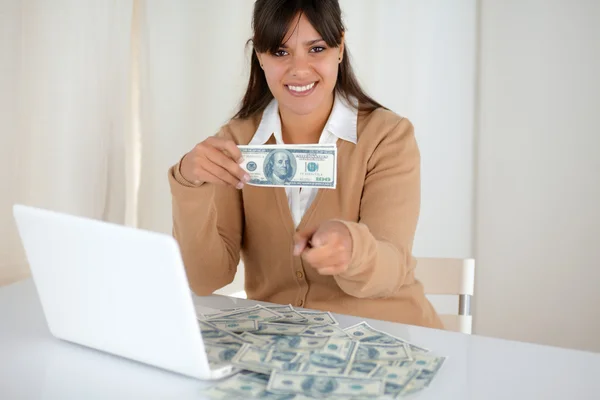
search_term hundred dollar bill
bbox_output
[208,307,245,313]
[356,343,411,362]
[267,371,385,398]
[208,319,259,333]
[238,144,337,189]
[388,353,446,396]
[347,360,382,377]
[238,332,271,346]
[230,344,272,375]
[395,352,446,370]
[265,305,309,324]
[245,334,286,346]
[399,359,446,396]
[204,342,242,366]
[296,310,339,325]
[206,371,268,398]
[344,321,430,353]
[298,337,359,375]
[253,322,310,336]
[198,320,248,346]
[206,305,285,323]
[268,335,330,352]
[303,324,350,338]
[231,344,303,375]
[207,371,316,400]
[372,365,419,397]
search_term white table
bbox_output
[1,279,600,399]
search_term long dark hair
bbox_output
[233,0,384,120]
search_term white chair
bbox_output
[415,257,475,334]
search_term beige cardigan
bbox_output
[168,107,443,329]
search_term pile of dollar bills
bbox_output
[198,304,446,399]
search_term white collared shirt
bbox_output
[249,95,358,227]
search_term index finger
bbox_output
[215,138,243,163]
[293,226,319,256]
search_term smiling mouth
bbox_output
[286,82,317,96]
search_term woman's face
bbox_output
[258,13,343,117]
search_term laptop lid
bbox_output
[12,204,228,380]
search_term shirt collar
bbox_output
[249,94,358,145]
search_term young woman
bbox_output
[169,0,443,329]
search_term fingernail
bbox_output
[237,157,244,164]
[243,174,251,182]
[236,182,244,189]
[294,244,302,255]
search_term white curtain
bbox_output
[0,0,135,285]
[135,1,255,235]
[1,1,476,298]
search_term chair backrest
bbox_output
[415,257,475,334]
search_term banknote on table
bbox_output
[206,305,285,323]
[206,371,316,400]
[253,322,310,336]
[204,342,243,366]
[399,359,446,396]
[231,344,303,375]
[395,353,447,396]
[238,144,337,189]
[395,352,446,370]
[298,336,358,375]
[208,319,259,332]
[372,365,419,397]
[303,324,350,337]
[206,371,269,398]
[230,344,272,375]
[356,343,411,362]
[198,320,248,346]
[344,321,430,353]
[347,360,382,378]
[265,305,309,324]
[268,335,330,352]
[296,310,338,326]
[267,371,385,398]
[239,332,272,346]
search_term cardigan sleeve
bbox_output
[168,125,243,296]
[333,117,421,299]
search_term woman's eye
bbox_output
[273,50,288,57]
[310,46,326,53]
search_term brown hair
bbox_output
[233,0,384,120]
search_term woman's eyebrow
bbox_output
[281,38,325,48]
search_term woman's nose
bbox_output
[290,53,310,77]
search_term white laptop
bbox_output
[12,204,234,381]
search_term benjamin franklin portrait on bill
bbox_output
[264,149,297,185]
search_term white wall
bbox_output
[341,0,477,259]
[474,0,600,352]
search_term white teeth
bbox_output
[288,82,315,93]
